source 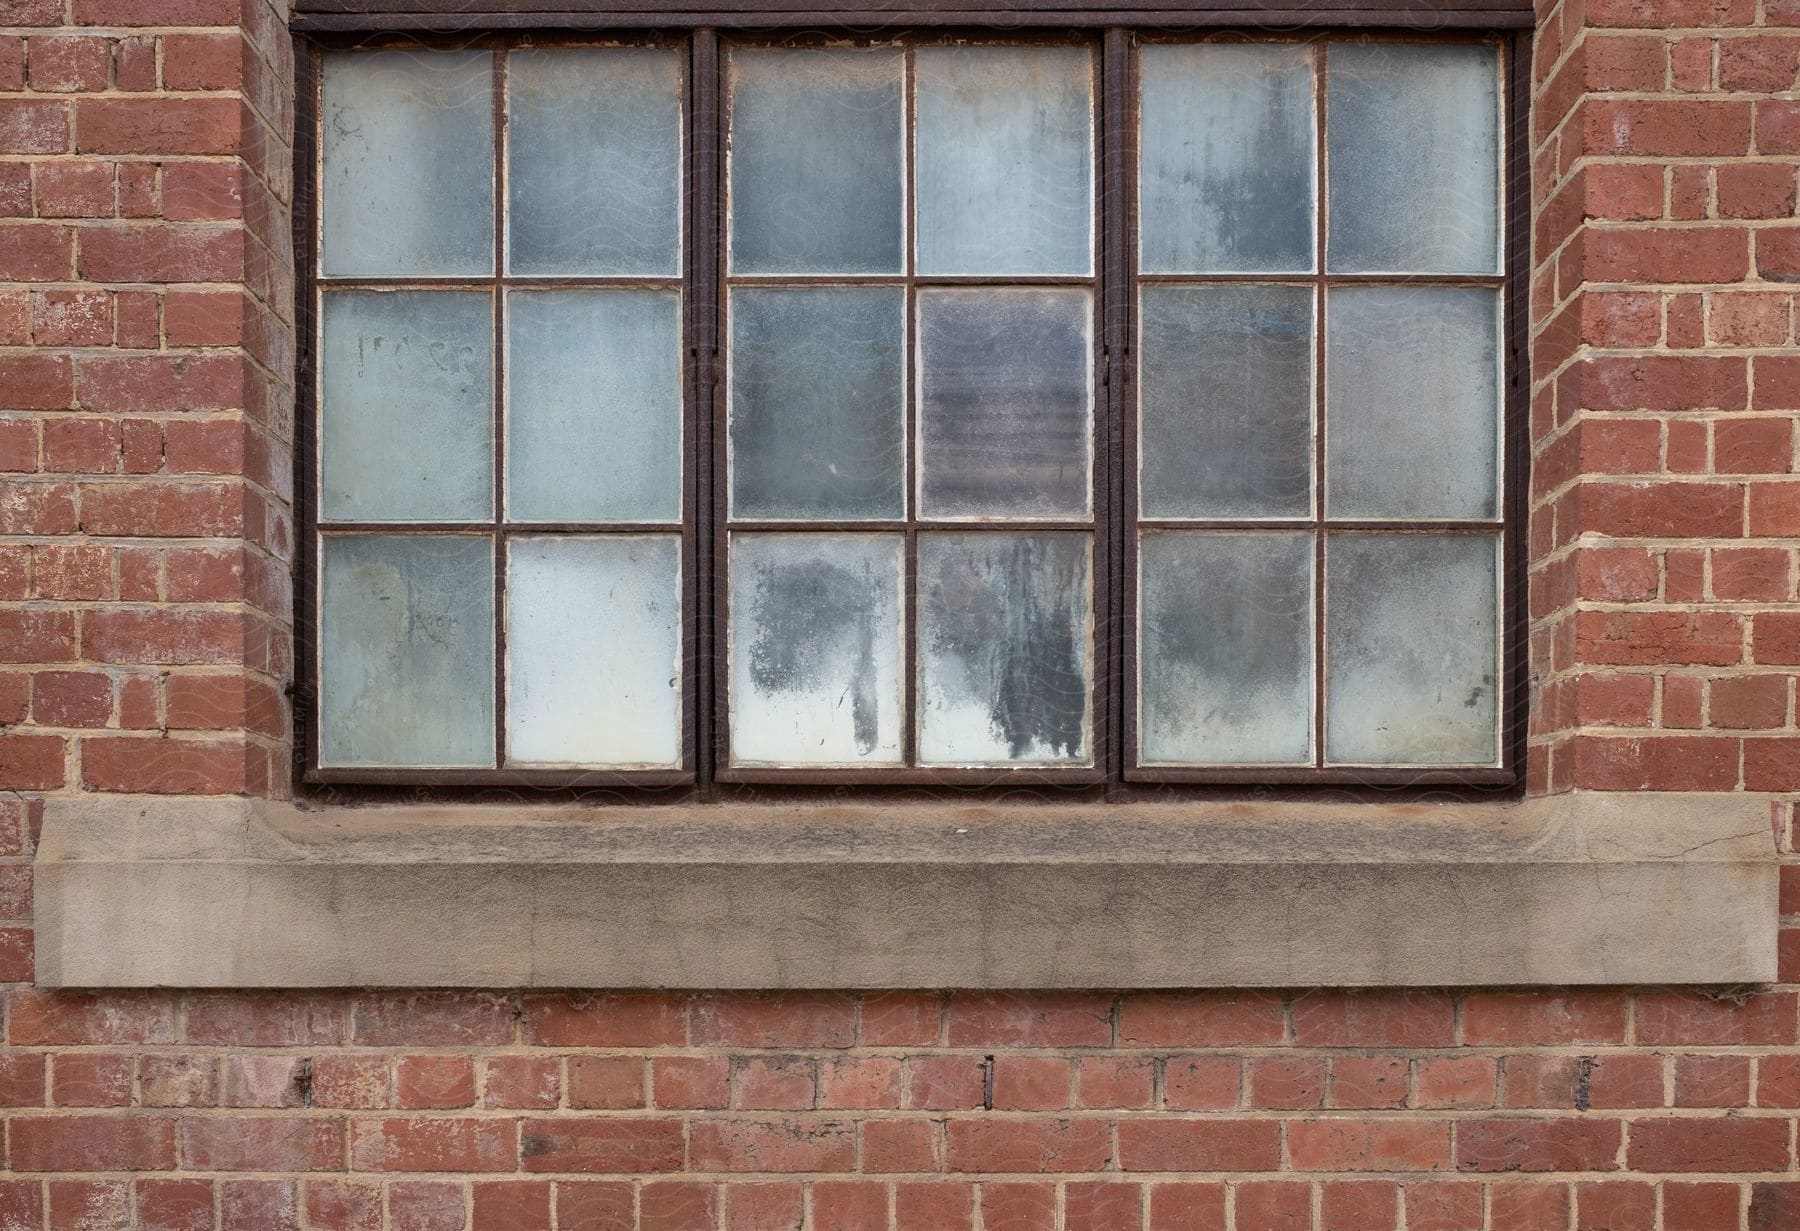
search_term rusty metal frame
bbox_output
[291,15,1529,799]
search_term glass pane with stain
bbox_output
[1325,286,1500,520]
[728,533,905,766]
[1326,42,1500,274]
[507,47,682,276]
[506,289,682,524]
[728,287,906,521]
[1139,42,1315,274]
[917,289,1093,520]
[727,47,905,275]
[1139,284,1314,519]
[506,535,681,768]
[320,534,495,767]
[917,532,1092,766]
[321,49,494,277]
[1325,532,1500,765]
[321,290,493,523]
[1139,531,1313,765]
[915,44,1093,276]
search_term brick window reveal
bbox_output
[293,28,1528,792]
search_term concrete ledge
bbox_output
[34,794,1780,988]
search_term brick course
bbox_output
[1,0,1799,1224]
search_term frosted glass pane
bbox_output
[321,291,493,523]
[507,48,681,276]
[506,535,681,767]
[1326,286,1499,520]
[1140,285,1313,519]
[1139,43,1315,274]
[728,48,904,274]
[729,288,905,521]
[1325,533,1499,765]
[506,290,681,523]
[918,532,1091,766]
[320,535,494,767]
[1327,43,1499,274]
[1139,532,1313,765]
[729,534,904,766]
[918,290,1092,520]
[322,50,493,277]
[915,45,1092,276]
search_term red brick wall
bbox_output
[2,0,1800,1227]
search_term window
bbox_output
[295,28,1522,791]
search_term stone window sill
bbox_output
[33,793,1778,989]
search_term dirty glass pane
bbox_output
[1327,42,1500,274]
[320,534,495,767]
[1326,286,1499,520]
[321,290,493,523]
[727,47,905,275]
[506,290,682,524]
[1139,532,1313,765]
[1325,532,1499,765]
[1139,43,1315,274]
[506,535,681,767]
[729,288,906,521]
[321,50,494,277]
[915,45,1092,276]
[729,533,905,766]
[507,47,681,276]
[917,532,1091,766]
[918,289,1092,520]
[1139,285,1314,519]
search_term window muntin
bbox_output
[302,31,1516,789]
[312,44,688,773]
[720,40,1101,775]
[1128,38,1505,774]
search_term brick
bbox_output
[1235,1181,1309,1231]
[526,1120,688,1178]
[220,1180,300,1231]
[1415,1058,1496,1110]
[1162,1056,1240,1111]
[1118,992,1284,1046]
[394,1056,476,1110]
[1294,991,1454,1047]
[1331,1058,1409,1110]
[351,1118,515,1174]
[693,993,857,1048]
[1404,1182,1483,1231]
[556,1182,632,1231]
[184,992,345,1046]
[1146,1182,1226,1231]
[10,1115,176,1171]
[51,1052,131,1107]
[48,1179,129,1229]
[1575,1181,1655,1231]
[1319,1181,1396,1231]
[1584,99,1753,155]
[0,99,69,154]
[135,1179,214,1231]
[894,1183,971,1231]
[946,992,1112,1047]
[1637,990,1798,1044]
[481,1056,557,1110]
[734,1056,815,1110]
[520,992,685,1047]
[309,1057,389,1110]
[0,355,73,411]
[1455,1118,1622,1173]
[0,732,64,789]
[387,1182,466,1231]
[471,1181,549,1231]
[811,1181,885,1231]
[1116,1120,1280,1172]
[990,1057,1070,1111]
[1287,1120,1451,1172]
[1065,1182,1142,1231]
[566,1056,644,1110]
[304,1180,383,1231]
[1673,1054,1753,1106]
[689,1119,853,1174]
[977,1182,1055,1231]
[820,1057,900,1110]
[77,98,240,155]
[652,1056,728,1110]
[1628,1117,1789,1170]
[862,1118,936,1173]
[180,1116,343,1172]
[1461,992,1629,1046]
[28,35,108,92]
[350,993,506,1048]
[946,1118,1111,1173]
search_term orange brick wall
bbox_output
[2,0,1800,1227]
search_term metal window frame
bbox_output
[291,11,1531,799]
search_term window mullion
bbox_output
[691,28,722,791]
